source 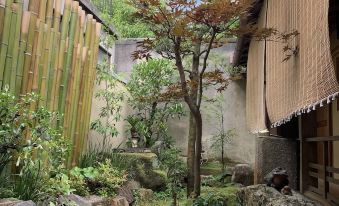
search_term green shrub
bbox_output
[193,193,228,206]
[69,160,127,197]
[79,146,140,176]
[0,89,71,202]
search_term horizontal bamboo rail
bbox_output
[0,0,102,164]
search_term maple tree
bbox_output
[128,0,274,196]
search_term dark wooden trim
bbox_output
[305,136,339,142]
[307,186,323,196]
[326,166,339,174]
[309,163,323,170]
[299,116,305,193]
[327,193,339,205]
[309,171,321,178]
[323,141,329,199]
[326,176,339,184]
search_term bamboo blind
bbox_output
[266,0,339,126]
[0,0,102,164]
[246,0,267,134]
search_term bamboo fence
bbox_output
[0,0,102,163]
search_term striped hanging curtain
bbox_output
[246,0,267,133]
[265,0,339,126]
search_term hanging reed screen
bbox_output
[0,0,102,163]
[266,0,339,126]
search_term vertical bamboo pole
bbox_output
[70,9,85,165]
[10,0,23,95]
[81,21,101,156]
[58,1,78,129]
[0,0,6,48]
[3,1,20,92]
[53,0,71,113]
[45,0,53,28]
[30,20,44,96]
[79,19,95,153]
[0,0,14,89]
[24,0,40,93]
[78,19,97,160]
[38,0,47,23]
[65,6,81,139]
[71,14,93,165]
[39,24,50,107]
[15,11,30,95]
[64,4,81,140]
[48,0,61,110]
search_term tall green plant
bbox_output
[158,148,186,205]
[126,59,184,147]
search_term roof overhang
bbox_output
[233,0,264,66]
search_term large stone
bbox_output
[0,199,22,206]
[138,188,154,201]
[120,152,159,169]
[135,164,167,191]
[60,194,106,206]
[255,136,298,189]
[237,184,318,206]
[13,201,36,206]
[118,186,135,204]
[231,164,254,186]
[109,196,128,206]
[0,199,36,206]
[125,180,141,190]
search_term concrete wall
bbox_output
[169,79,256,165]
[88,38,256,165]
[87,80,134,149]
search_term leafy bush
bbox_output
[193,193,228,206]
[158,148,186,205]
[79,146,139,177]
[70,160,127,197]
[0,89,70,201]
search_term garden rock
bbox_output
[13,201,36,206]
[237,184,318,206]
[109,196,128,206]
[231,164,254,186]
[0,198,22,206]
[138,188,154,201]
[0,199,23,206]
[60,194,106,206]
[118,185,135,204]
[125,180,141,190]
[135,164,167,191]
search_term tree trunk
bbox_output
[193,111,203,196]
[187,113,196,197]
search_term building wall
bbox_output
[87,80,134,149]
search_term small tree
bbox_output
[210,128,237,172]
[126,59,184,147]
[128,0,274,196]
[158,147,186,206]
